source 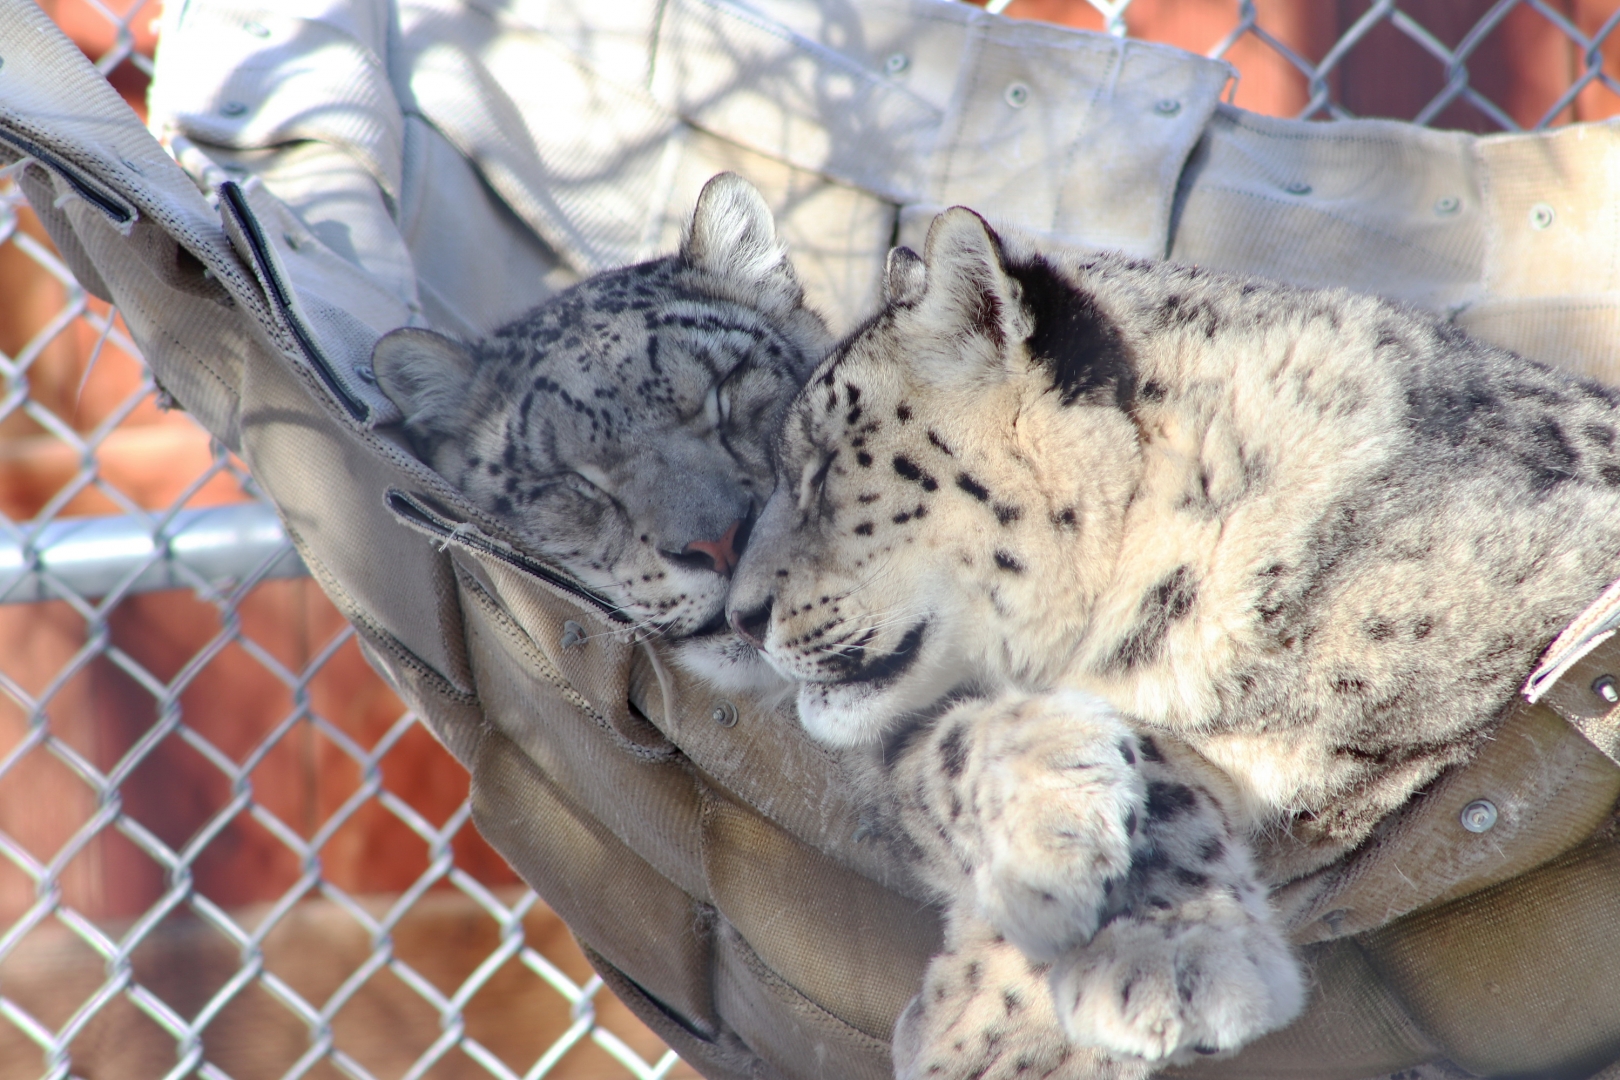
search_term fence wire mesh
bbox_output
[0,1,1615,1078]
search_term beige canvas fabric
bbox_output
[5,0,1620,1076]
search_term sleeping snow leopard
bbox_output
[373,174,827,684]
[725,207,1620,1078]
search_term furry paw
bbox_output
[968,690,1144,960]
[894,911,1152,1080]
[1048,890,1304,1063]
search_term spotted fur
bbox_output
[375,175,827,681]
[730,209,1620,1075]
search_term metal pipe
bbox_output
[0,502,307,604]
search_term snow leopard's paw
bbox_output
[967,690,1146,961]
[1048,888,1304,1064]
[893,910,1152,1080]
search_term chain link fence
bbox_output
[1,1,1615,1078]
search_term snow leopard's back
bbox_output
[1055,247,1620,863]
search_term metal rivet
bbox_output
[560,621,587,649]
[244,21,271,38]
[711,701,739,727]
[220,101,248,117]
[355,364,376,384]
[1004,82,1030,109]
[1284,180,1312,196]
[1153,98,1181,116]
[1460,799,1498,833]
[1529,202,1555,230]
[884,52,909,76]
[1594,674,1619,705]
[1434,195,1460,215]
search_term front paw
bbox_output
[894,911,1152,1080]
[968,690,1143,960]
[1048,892,1304,1063]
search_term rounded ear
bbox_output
[917,207,1031,352]
[372,327,479,438]
[884,246,926,305]
[682,172,804,315]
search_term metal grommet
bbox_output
[1004,82,1031,109]
[1529,202,1555,230]
[1460,799,1498,833]
[1153,98,1181,116]
[1434,195,1460,215]
[711,701,739,728]
[884,52,909,76]
[220,101,248,117]
[560,620,588,649]
[244,21,271,38]
[1284,180,1312,196]
[1594,674,1619,705]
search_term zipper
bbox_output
[385,489,629,623]
[0,126,134,224]
[218,180,370,422]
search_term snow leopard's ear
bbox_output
[373,328,478,439]
[683,172,804,316]
[884,246,926,305]
[916,208,1033,370]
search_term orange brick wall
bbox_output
[1000,0,1620,127]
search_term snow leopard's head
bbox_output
[727,208,1141,745]
[375,174,830,635]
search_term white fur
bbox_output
[1049,889,1305,1063]
[965,691,1142,961]
[726,204,1620,1076]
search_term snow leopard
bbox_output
[725,207,1620,1077]
[372,174,828,684]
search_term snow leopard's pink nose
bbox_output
[683,520,742,577]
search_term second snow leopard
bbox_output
[373,174,827,682]
[726,208,1620,1078]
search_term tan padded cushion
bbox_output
[1361,829,1620,1079]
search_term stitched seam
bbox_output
[456,563,604,719]
[303,553,478,705]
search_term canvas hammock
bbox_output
[2,0,1620,1077]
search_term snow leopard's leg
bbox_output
[1045,745,1306,1061]
[886,690,1303,1064]
[886,689,1146,959]
[893,904,1151,1080]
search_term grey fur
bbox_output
[729,207,1620,1075]
[375,174,829,652]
